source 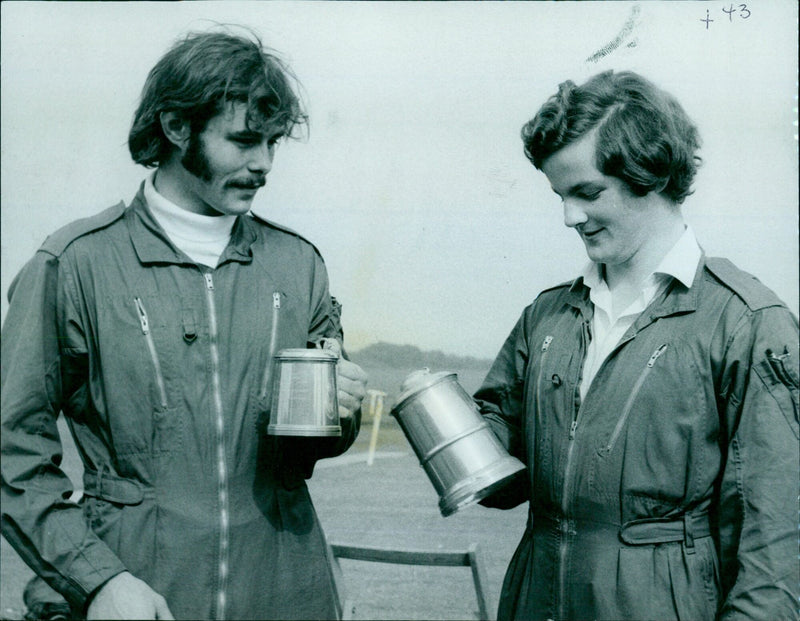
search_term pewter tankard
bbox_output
[268,348,340,437]
[391,369,526,516]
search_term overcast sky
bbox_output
[2,1,797,360]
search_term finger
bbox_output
[336,358,368,383]
[338,389,365,416]
[337,373,366,399]
[318,337,342,356]
[335,360,367,419]
[337,388,363,407]
[337,390,362,417]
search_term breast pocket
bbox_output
[529,339,573,480]
[229,284,309,432]
[590,340,709,511]
[96,294,185,456]
[249,289,309,401]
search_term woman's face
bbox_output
[541,129,666,279]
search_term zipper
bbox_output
[534,335,554,424]
[604,344,668,453]
[557,320,589,620]
[203,272,229,621]
[134,297,168,408]
[258,292,282,399]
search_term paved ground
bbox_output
[1,420,528,620]
[310,426,528,620]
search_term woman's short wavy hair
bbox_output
[521,70,701,204]
[129,28,307,167]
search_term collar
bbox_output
[144,173,237,244]
[127,182,256,266]
[580,261,603,291]
[567,225,703,319]
[577,224,701,293]
[653,224,702,289]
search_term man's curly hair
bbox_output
[129,27,307,168]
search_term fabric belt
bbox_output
[621,512,711,553]
[535,510,711,555]
[82,466,149,505]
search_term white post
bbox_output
[366,389,387,466]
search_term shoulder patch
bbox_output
[248,212,324,258]
[705,257,785,311]
[39,202,127,257]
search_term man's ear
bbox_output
[160,111,191,150]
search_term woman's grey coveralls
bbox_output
[476,257,799,620]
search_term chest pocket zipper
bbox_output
[134,297,168,409]
[259,292,282,400]
[604,344,668,453]
[535,335,555,416]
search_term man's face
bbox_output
[541,130,660,274]
[179,101,283,217]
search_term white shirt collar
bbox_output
[652,224,702,288]
[580,224,702,292]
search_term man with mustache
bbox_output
[1,29,367,620]
[475,70,798,620]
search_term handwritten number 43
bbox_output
[701,5,751,29]
[723,4,751,20]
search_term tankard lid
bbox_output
[394,368,457,411]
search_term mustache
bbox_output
[226,177,266,190]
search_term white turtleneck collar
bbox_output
[144,173,237,268]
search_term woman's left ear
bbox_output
[159,111,191,150]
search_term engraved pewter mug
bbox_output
[391,369,526,516]
[268,348,340,437]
